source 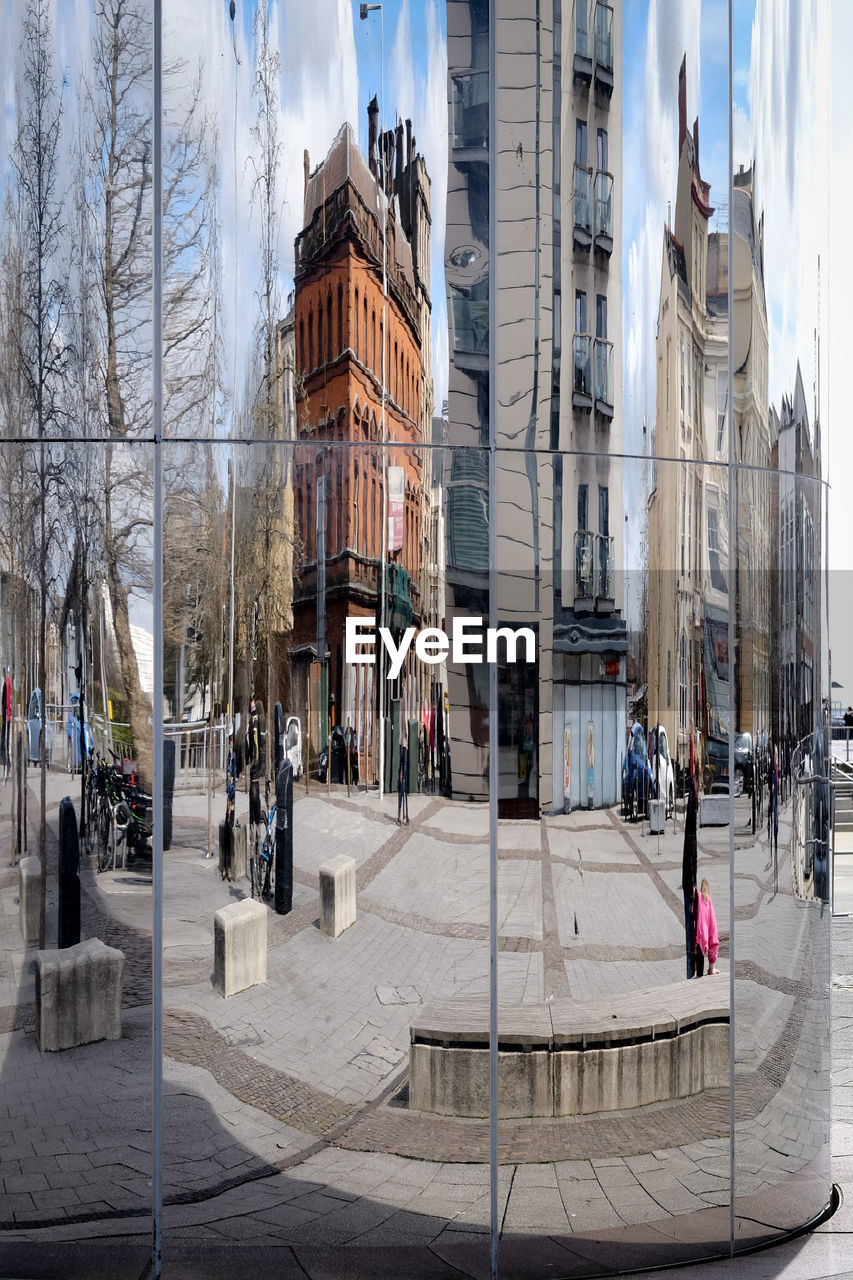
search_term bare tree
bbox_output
[87,0,218,784]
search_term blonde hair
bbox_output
[700,878,711,900]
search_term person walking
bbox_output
[220,728,236,876]
[246,698,263,828]
[0,666,10,779]
[397,742,409,826]
[681,767,698,979]
[694,877,720,977]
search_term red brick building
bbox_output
[291,104,432,779]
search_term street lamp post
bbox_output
[360,2,387,800]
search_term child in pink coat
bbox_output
[694,878,720,977]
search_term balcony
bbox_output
[594,339,614,419]
[451,290,488,357]
[572,335,592,412]
[574,6,592,86]
[574,530,615,612]
[452,71,488,154]
[573,164,592,252]
[574,530,594,608]
[594,3,614,98]
[594,171,613,256]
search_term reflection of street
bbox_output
[0,764,833,1255]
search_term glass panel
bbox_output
[730,0,832,1250]
[157,0,490,1271]
[0,0,155,1268]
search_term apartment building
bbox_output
[444,0,624,814]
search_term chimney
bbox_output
[395,120,404,194]
[406,117,412,168]
[678,54,687,149]
[303,149,310,195]
[367,96,379,179]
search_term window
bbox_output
[598,485,609,536]
[371,310,376,371]
[354,289,359,359]
[596,128,608,171]
[308,313,314,369]
[578,483,588,531]
[679,633,687,727]
[716,369,727,453]
[708,505,727,593]
[679,338,685,412]
[337,284,343,355]
[353,465,359,551]
[575,119,587,166]
[575,290,587,334]
[596,294,607,339]
[318,302,324,364]
[327,293,332,362]
[363,296,368,365]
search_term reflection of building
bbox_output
[290,107,432,778]
[770,364,822,747]
[649,64,771,792]
[444,0,625,815]
[648,57,728,792]
[731,164,771,757]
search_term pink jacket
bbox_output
[695,893,719,964]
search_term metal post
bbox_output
[152,2,163,1274]
[488,2,497,1277]
[726,0,736,1255]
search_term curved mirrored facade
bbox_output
[0,2,834,1277]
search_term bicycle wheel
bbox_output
[261,837,273,899]
[97,802,112,872]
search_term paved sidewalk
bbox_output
[0,767,844,1277]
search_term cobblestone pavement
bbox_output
[0,769,844,1278]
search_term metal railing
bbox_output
[574,530,594,599]
[594,171,613,240]
[594,2,614,71]
[573,334,592,396]
[594,339,614,407]
[597,533,614,599]
[451,71,489,150]
[573,164,591,234]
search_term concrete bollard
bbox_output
[213,898,267,997]
[219,821,247,881]
[35,938,124,1051]
[318,854,357,938]
[18,856,41,944]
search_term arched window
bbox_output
[354,288,359,360]
[371,310,376,372]
[394,342,398,401]
[318,302,324,365]
[326,291,332,363]
[363,295,368,367]
[337,283,343,355]
[308,313,314,370]
[299,320,305,372]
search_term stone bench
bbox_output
[18,856,41,944]
[319,854,356,938]
[213,898,266,997]
[36,938,124,1052]
[409,981,730,1119]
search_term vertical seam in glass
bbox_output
[489,1,498,1276]
[727,0,736,1256]
[152,2,164,1275]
